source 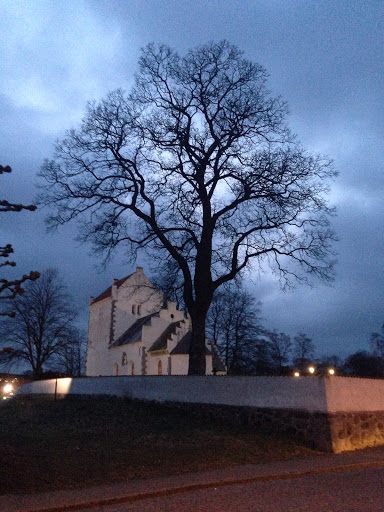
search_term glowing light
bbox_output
[294,371,300,377]
[3,384,13,394]
[328,368,335,375]
[56,377,73,395]
[308,366,315,374]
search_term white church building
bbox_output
[85,267,225,376]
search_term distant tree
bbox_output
[293,332,316,370]
[344,351,384,379]
[265,330,292,373]
[206,283,262,374]
[370,323,384,358]
[252,338,275,375]
[54,329,86,377]
[314,354,342,375]
[39,41,337,374]
[0,269,79,378]
[1,165,39,316]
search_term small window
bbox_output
[131,362,135,376]
[158,360,162,376]
[132,304,136,314]
[137,305,141,315]
[122,352,127,366]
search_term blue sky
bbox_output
[1,0,383,358]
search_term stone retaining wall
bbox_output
[329,411,384,452]
[162,402,384,453]
[163,402,333,452]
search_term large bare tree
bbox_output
[39,41,336,374]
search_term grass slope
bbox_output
[0,396,320,495]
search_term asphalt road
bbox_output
[75,465,384,512]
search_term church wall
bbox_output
[147,354,170,375]
[110,343,142,376]
[112,271,163,340]
[86,298,114,376]
[169,354,189,375]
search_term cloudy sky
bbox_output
[1,0,383,360]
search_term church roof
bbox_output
[110,313,157,347]
[92,274,133,304]
[170,331,212,356]
[148,321,184,352]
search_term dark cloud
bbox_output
[1,0,383,360]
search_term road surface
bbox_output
[74,465,384,512]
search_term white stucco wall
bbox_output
[18,375,384,414]
[16,375,326,412]
[86,298,113,376]
[325,376,384,413]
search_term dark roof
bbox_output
[92,274,133,304]
[148,321,183,352]
[170,331,212,356]
[110,313,156,347]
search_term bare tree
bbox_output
[206,283,262,374]
[0,269,78,378]
[265,330,292,373]
[293,332,316,370]
[370,323,384,358]
[39,41,337,374]
[55,328,86,377]
[343,351,384,378]
[1,165,39,316]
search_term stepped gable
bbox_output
[92,274,134,304]
[170,331,212,355]
[110,313,158,347]
[148,320,184,352]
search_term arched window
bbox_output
[131,362,135,376]
[137,305,141,315]
[132,304,136,314]
[158,360,162,376]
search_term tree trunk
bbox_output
[33,363,43,379]
[188,311,207,375]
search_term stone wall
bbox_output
[329,411,384,453]
[162,402,333,452]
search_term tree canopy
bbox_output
[39,41,337,374]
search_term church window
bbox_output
[132,304,136,314]
[131,362,135,376]
[122,352,127,366]
[158,360,162,375]
[137,305,141,315]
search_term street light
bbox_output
[294,371,300,377]
[308,366,315,375]
[328,368,335,375]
